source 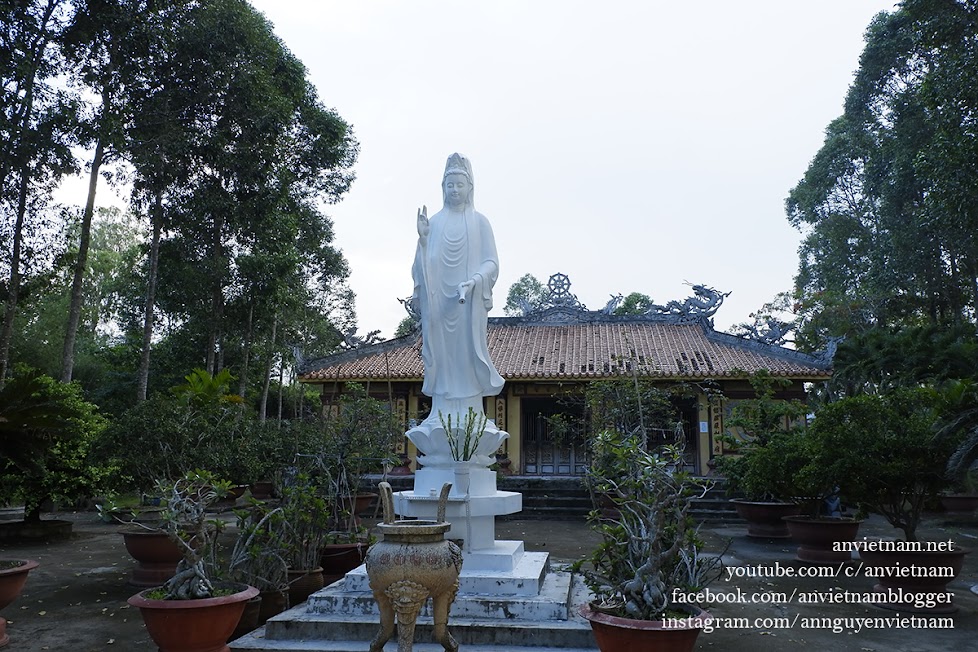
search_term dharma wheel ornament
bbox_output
[366,481,462,652]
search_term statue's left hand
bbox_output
[457,280,475,304]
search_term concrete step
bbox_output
[230,570,598,652]
[231,640,597,652]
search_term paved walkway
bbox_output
[0,508,975,651]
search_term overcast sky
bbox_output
[201,2,904,338]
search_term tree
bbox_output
[0,365,109,522]
[613,292,654,316]
[503,273,546,315]
[787,1,978,350]
[57,0,163,382]
[116,0,357,401]
[0,0,80,384]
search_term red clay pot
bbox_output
[121,528,183,587]
[320,542,369,586]
[860,545,970,614]
[0,559,39,648]
[128,583,258,652]
[580,602,711,652]
[730,499,801,538]
[228,595,262,642]
[257,589,288,625]
[783,516,863,563]
[287,567,324,606]
[940,494,978,514]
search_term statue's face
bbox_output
[444,174,471,209]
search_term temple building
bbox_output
[299,275,832,476]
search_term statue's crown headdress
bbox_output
[443,153,472,180]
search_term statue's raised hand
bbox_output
[417,206,429,242]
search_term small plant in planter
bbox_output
[808,388,969,612]
[574,430,724,651]
[127,470,258,652]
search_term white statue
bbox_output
[407,154,507,468]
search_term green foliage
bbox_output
[825,323,978,400]
[95,390,298,492]
[575,430,722,620]
[715,371,810,502]
[278,472,331,570]
[807,388,956,542]
[171,368,243,407]
[787,1,978,353]
[503,273,547,316]
[934,379,978,487]
[297,384,398,541]
[613,292,654,316]
[439,408,487,461]
[228,499,290,592]
[0,365,110,522]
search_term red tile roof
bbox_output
[300,317,830,383]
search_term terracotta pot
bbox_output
[257,589,288,625]
[730,499,801,538]
[286,567,324,606]
[580,602,711,652]
[860,545,971,614]
[128,582,258,652]
[228,595,262,642]
[250,481,274,500]
[940,493,978,514]
[783,516,863,563]
[0,559,39,648]
[121,528,183,587]
[320,542,369,586]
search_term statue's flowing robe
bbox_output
[412,208,504,400]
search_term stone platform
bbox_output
[229,565,597,651]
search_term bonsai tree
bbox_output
[807,387,957,542]
[574,429,723,620]
[228,499,290,595]
[279,472,331,571]
[312,384,400,540]
[157,470,231,599]
[0,366,110,523]
[715,370,810,502]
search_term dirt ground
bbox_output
[0,506,976,651]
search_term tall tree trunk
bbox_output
[61,135,106,382]
[277,362,284,424]
[136,192,163,401]
[0,2,53,385]
[0,171,31,386]
[258,316,277,423]
[237,303,253,398]
[206,211,225,375]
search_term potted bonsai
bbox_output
[228,497,292,626]
[715,372,809,537]
[279,471,330,606]
[127,470,259,651]
[308,384,399,583]
[777,430,864,563]
[575,430,724,652]
[807,388,970,612]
